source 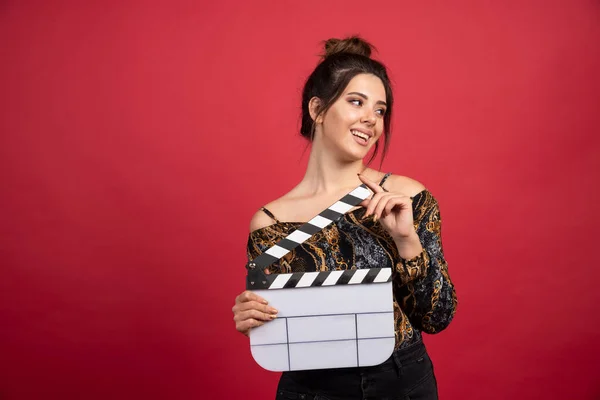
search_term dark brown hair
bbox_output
[300,36,394,165]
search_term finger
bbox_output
[359,197,375,210]
[375,195,404,220]
[363,195,377,217]
[234,309,273,323]
[360,189,410,209]
[237,319,265,334]
[236,300,278,315]
[357,173,384,195]
[365,192,392,218]
[383,196,411,216]
[234,309,277,323]
[236,290,268,305]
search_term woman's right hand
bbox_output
[232,290,279,336]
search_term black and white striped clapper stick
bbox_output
[246,184,395,372]
[247,183,392,289]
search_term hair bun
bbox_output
[322,36,374,60]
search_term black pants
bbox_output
[275,341,438,400]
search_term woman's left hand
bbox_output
[358,173,418,243]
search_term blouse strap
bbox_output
[260,206,281,223]
[378,172,392,189]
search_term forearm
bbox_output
[393,232,423,260]
[394,193,457,332]
[393,232,429,283]
[400,260,457,334]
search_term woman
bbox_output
[232,36,457,400]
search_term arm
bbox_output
[395,193,458,334]
[246,210,284,274]
[231,211,281,336]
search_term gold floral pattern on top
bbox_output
[246,189,457,350]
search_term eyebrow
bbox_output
[346,92,387,107]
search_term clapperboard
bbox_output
[246,184,395,372]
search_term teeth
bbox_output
[351,130,369,141]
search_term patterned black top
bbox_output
[246,174,457,350]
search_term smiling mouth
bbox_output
[351,129,369,143]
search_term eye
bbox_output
[349,99,363,106]
[376,108,386,116]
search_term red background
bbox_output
[1,1,599,399]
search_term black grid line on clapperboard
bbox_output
[251,310,395,346]
[252,311,395,370]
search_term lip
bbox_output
[350,128,374,138]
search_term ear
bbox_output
[308,97,324,124]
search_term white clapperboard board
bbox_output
[246,184,395,372]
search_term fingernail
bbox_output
[373,215,378,222]
[270,314,277,319]
[262,300,268,305]
[270,308,278,314]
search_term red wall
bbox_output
[1,1,599,399]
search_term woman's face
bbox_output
[317,73,387,161]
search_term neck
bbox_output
[299,142,371,195]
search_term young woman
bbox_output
[232,36,457,400]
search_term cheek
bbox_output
[328,110,353,129]
[324,105,360,132]
[375,121,385,138]
[347,107,363,121]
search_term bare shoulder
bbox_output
[383,174,427,197]
[249,208,274,232]
[249,193,295,233]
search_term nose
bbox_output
[361,109,376,125]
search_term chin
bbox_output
[341,149,369,163]
[334,138,374,161]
